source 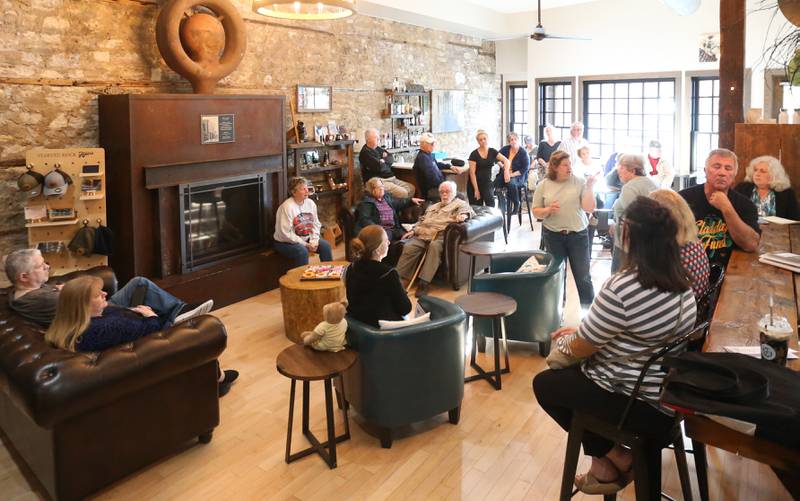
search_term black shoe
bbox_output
[414,280,430,298]
[218,369,239,397]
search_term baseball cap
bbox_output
[43,168,73,197]
[17,167,44,197]
[648,139,662,149]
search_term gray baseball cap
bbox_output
[43,168,73,197]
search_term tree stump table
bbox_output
[279,261,349,343]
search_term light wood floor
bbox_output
[1,218,792,500]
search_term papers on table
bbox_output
[722,345,799,359]
[761,216,800,225]
[759,251,800,273]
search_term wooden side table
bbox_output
[456,292,517,390]
[459,241,509,290]
[279,261,349,343]
[276,344,357,469]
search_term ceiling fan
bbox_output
[530,0,590,41]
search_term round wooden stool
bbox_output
[456,292,517,391]
[277,344,357,469]
[279,261,349,343]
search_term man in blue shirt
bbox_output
[412,132,468,200]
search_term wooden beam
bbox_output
[718,0,746,150]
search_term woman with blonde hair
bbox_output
[345,225,411,327]
[46,276,168,352]
[735,155,799,219]
[649,189,710,299]
[468,129,510,207]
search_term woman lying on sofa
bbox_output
[45,276,239,394]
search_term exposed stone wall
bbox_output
[0,0,500,265]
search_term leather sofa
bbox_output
[0,267,227,501]
[341,296,467,448]
[340,201,504,290]
[470,251,565,356]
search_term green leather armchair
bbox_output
[470,251,564,356]
[341,296,467,448]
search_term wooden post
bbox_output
[718,0,746,150]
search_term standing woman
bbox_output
[533,150,596,308]
[735,155,800,219]
[496,132,530,216]
[468,129,510,207]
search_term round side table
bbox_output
[279,261,349,343]
[459,242,510,290]
[456,292,517,391]
[276,344,357,469]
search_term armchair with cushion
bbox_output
[340,201,503,289]
[0,267,227,501]
[340,296,467,448]
[470,251,565,356]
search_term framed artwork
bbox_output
[698,33,720,62]
[297,85,332,112]
[432,90,465,133]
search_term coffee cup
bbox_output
[759,315,793,366]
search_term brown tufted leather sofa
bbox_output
[340,202,503,290]
[0,267,227,501]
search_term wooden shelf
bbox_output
[386,91,429,97]
[300,164,346,175]
[288,140,355,150]
[79,171,105,177]
[26,219,79,228]
[311,188,348,198]
[80,193,105,200]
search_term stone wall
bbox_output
[0,0,500,268]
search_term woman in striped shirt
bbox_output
[533,197,697,495]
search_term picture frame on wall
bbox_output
[297,85,332,112]
[431,90,465,133]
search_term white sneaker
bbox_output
[175,299,214,323]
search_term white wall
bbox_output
[495,0,792,175]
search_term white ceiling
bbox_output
[464,0,597,14]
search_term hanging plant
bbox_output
[757,1,800,85]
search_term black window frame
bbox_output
[582,77,677,164]
[690,76,720,174]
[508,83,529,141]
[538,81,573,142]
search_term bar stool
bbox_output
[456,292,516,390]
[276,344,357,469]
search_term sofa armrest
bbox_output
[0,315,226,428]
[50,266,118,295]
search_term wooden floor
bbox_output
[1,218,792,501]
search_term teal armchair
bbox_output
[341,296,467,448]
[470,251,564,356]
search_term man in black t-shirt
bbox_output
[679,148,760,266]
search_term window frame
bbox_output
[690,75,720,174]
[506,81,529,141]
[535,78,576,144]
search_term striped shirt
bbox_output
[579,270,697,411]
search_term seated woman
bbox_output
[46,276,170,352]
[735,155,800,220]
[533,197,697,495]
[495,131,530,216]
[650,189,710,300]
[345,225,411,327]
[355,177,422,263]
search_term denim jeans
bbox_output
[274,239,333,268]
[109,276,185,322]
[542,228,595,307]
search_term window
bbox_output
[690,77,719,173]
[538,81,572,142]
[583,78,676,163]
[508,84,529,140]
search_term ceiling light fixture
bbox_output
[252,0,356,20]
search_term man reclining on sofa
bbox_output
[4,248,239,396]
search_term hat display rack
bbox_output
[22,148,108,275]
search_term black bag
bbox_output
[661,352,800,448]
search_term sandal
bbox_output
[574,469,634,495]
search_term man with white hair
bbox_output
[412,132,468,200]
[558,121,589,166]
[358,128,415,198]
[396,181,475,297]
[678,148,760,266]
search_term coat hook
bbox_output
[96,218,102,224]
[82,218,89,226]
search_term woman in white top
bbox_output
[532,150,596,307]
[273,177,333,267]
[533,197,696,495]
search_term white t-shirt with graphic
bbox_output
[274,197,321,245]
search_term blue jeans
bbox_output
[542,228,595,307]
[109,276,185,322]
[274,239,333,268]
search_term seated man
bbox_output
[679,148,760,267]
[4,248,238,396]
[274,177,333,267]
[413,132,468,200]
[358,128,416,199]
[396,181,475,297]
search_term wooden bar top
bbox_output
[708,223,799,370]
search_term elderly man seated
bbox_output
[396,181,475,297]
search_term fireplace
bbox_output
[180,174,270,272]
